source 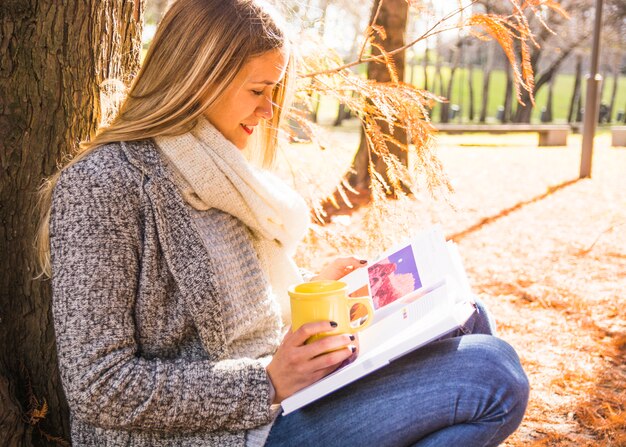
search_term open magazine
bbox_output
[281,226,477,415]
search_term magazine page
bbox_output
[446,241,473,299]
[342,226,466,315]
[358,278,457,352]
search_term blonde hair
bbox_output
[37,0,294,277]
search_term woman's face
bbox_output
[204,48,288,149]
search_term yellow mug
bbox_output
[288,280,375,343]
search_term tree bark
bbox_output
[0,1,143,445]
[0,362,27,446]
[348,0,409,193]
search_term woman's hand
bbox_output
[311,256,367,281]
[266,321,359,403]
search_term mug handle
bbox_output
[346,296,375,332]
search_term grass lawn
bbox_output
[311,67,626,126]
[406,65,626,124]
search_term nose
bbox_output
[255,96,274,120]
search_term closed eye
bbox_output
[252,90,264,96]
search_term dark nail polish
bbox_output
[359,260,367,264]
[349,335,355,341]
[330,321,338,328]
[351,346,357,353]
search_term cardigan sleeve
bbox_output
[50,150,274,433]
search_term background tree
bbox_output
[433,34,444,97]
[422,41,430,91]
[479,40,496,122]
[567,52,584,123]
[439,34,463,123]
[507,0,581,123]
[348,0,411,197]
[0,1,143,444]
[474,0,625,123]
[145,0,168,24]
[299,0,559,218]
[466,41,476,122]
[543,73,556,122]
[606,52,621,122]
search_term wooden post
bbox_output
[580,0,604,178]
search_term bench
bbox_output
[433,124,570,147]
[611,126,626,147]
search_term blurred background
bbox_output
[144,0,626,126]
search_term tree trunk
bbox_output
[0,1,143,445]
[312,93,321,123]
[434,61,443,97]
[310,0,331,124]
[607,56,620,123]
[335,31,360,127]
[544,73,555,122]
[576,87,584,123]
[468,60,475,122]
[513,98,533,123]
[502,64,514,123]
[434,34,443,96]
[568,54,583,123]
[440,39,462,123]
[334,102,348,126]
[479,42,494,123]
[334,91,355,126]
[422,43,429,91]
[349,0,409,193]
[598,69,607,112]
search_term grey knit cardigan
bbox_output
[50,140,283,446]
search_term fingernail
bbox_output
[330,321,338,328]
[350,345,357,353]
[359,260,367,264]
[349,335,355,341]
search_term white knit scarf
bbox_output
[154,118,309,323]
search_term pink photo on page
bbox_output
[368,244,421,309]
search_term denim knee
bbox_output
[471,297,498,335]
[460,335,529,425]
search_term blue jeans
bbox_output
[265,300,529,447]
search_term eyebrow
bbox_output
[249,80,279,85]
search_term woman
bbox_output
[39,0,529,445]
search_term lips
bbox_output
[240,124,253,135]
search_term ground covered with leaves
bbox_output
[281,129,626,446]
